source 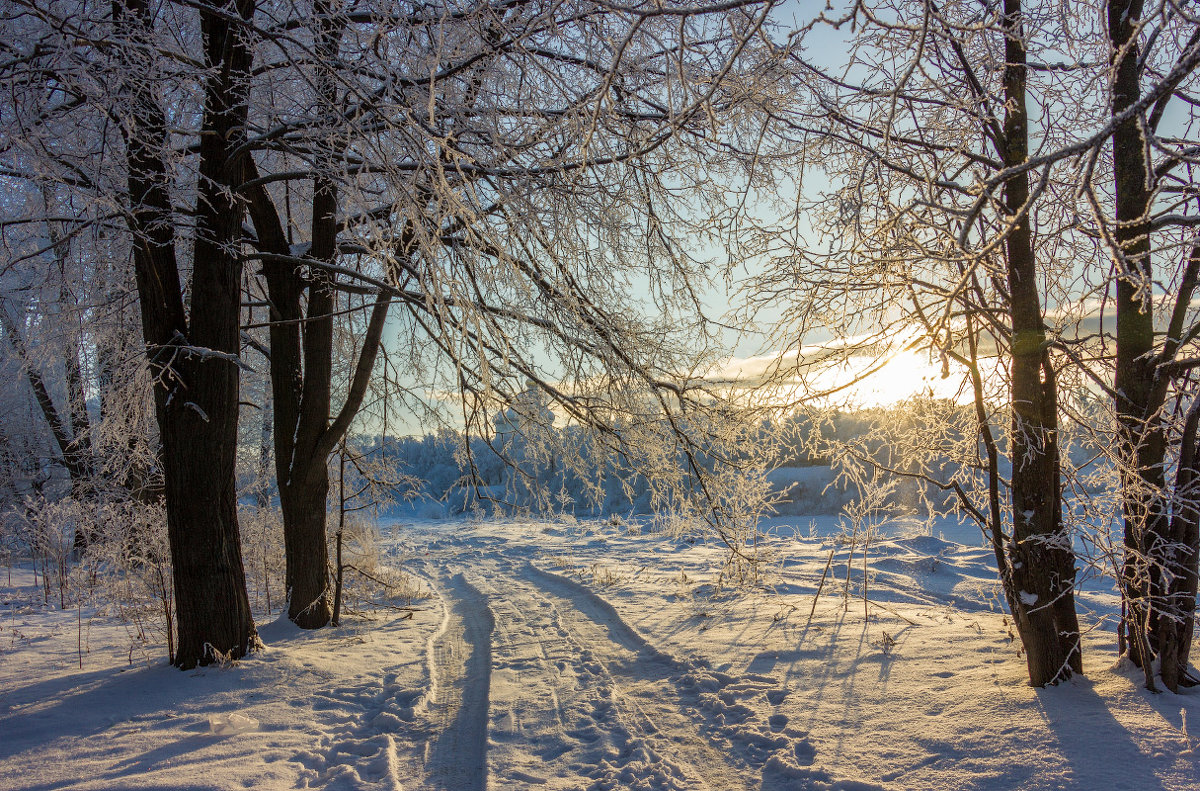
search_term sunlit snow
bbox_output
[2,515,1196,790]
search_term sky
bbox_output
[365,0,1200,434]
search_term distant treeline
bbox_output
[343,403,1115,519]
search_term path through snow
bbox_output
[5,517,1200,790]
[334,530,873,790]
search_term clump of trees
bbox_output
[1,0,1196,691]
[725,0,1199,689]
[0,0,776,667]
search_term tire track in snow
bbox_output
[517,560,756,791]
[412,530,881,790]
[463,566,593,786]
[522,562,682,667]
[423,570,494,791]
[523,560,885,791]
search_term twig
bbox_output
[864,597,921,626]
[807,547,837,627]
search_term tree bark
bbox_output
[115,0,257,668]
[1000,0,1081,686]
[1106,0,1200,691]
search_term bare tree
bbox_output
[1,0,781,651]
[114,0,259,667]
[0,175,158,539]
[2,0,261,666]
[732,0,1090,684]
[1101,0,1200,691]
[240,32,391,627]
[0,300,93,493]
[729,0,1200,688]
[237,0,784,622]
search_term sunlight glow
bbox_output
[829,349,968,408]
[715,343,981,410]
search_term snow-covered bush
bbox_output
[238,504,286,618]
[0,495,176,660]
[14,495,87,608]
[73,499,174,663]
[329,513,425,621]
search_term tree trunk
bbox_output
[1105,0,1196,690]
[160,388,256,666]
[1161,404,1200,689]
[115,0,257,668]
[280,470,332,627]
[62,334,95,486]
[1000,0,1081,686]
[256,389,273,510]
[248,176,336,628]
[269,283,390,628]
[244,0,391,629]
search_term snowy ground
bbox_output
[2,515,1199,790]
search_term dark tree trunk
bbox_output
[115,0,257,668]
[246,163,334,628]
[267,275,389,628]
[62,335,95,484]
[1154,249,1200,691]
[1106,0,1200,691]
[243,0,391,629]
[281,467,332,624]
[1000,0,1081,686]
[1109,0,1160,678]
[1161,405,1200,689]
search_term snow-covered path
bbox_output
[4,517,1200,790]
[376,533,861,790]
[422,571,492,790]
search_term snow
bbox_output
[2,516,1199,790]
[209,712,260,736]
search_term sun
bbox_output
[796,348,971,409]
[715,340,982,409]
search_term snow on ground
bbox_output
[2,515,1199,790]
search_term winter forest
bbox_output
[1,0,1200,788]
